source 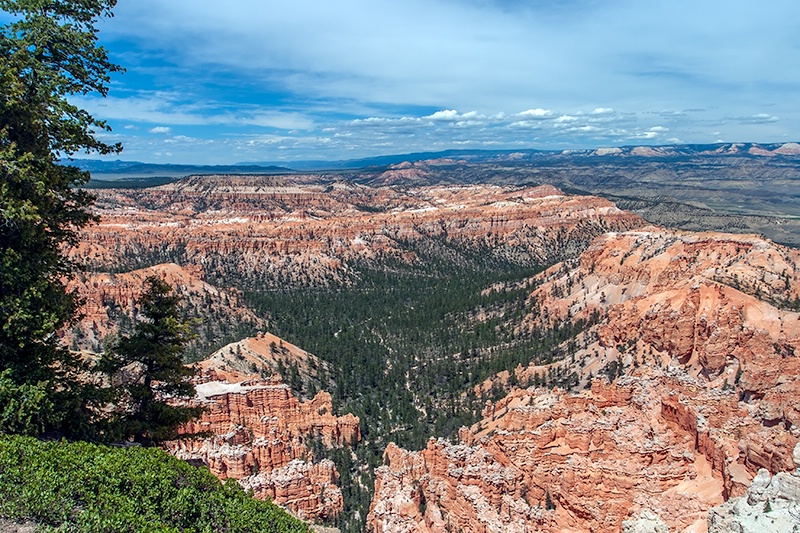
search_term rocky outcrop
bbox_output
[708,443,800,533]
[512,228,800,434]
[63,262,263,353]
[197,333,330,390]
[240,458,343,520]
[370,372,798,532]
[621,509,670,533]
[370,228,800,532]
[75,181,643,288]
[166,372,359,522]
[370,374,744,532]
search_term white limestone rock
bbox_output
[708,467,800,533]
[622,509,670,533]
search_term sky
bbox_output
[61,0,800,163]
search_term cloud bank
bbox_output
[76,0,800,163]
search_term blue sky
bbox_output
[67,0,800,164]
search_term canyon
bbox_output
[74,179,642,288]
[63,262,263,355]
[72,171,800,531]
[368,227,800,532]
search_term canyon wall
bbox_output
[369,228,800,532]
[166,348,359,522]
[63,262,263,353]
[74,182,643,287]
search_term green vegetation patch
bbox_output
[0,435,309,533]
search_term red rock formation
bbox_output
[370,373,798,533]
[62,263,263,353]
[74,181,643,288]
[167,375,359,522]
[516,228,800,429]
[370,228,800,532]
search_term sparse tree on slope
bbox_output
[0,0,121,436]
[101,276,202,444]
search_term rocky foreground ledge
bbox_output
[165,339,359,523]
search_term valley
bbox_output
[7,3,799,531]
[71,160,800,532]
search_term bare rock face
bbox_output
[240,458,344,522]
[520,228,800,389]
[707,446,800,533]
[621,509,670,533]
[75,181,643,288]
[369,375,744,532]
[370,228,800,533]
[166,367,359,522]
[63,262,264,353]
[514,228,800,444]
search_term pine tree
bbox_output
[0,0,121,436]
[101,276,201,444]
[545,489,556,511]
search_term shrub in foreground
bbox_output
[0,435,310,532]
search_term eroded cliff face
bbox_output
[707,443,800,533]
[516,228,800,430]
[68,261,357,523]
[63,262,264,353]
[166,361,359,522]
[369,228,800,533]
[371,375,741,532]
[74,181,643,287]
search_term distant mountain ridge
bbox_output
[70,141,800,179]
[66,159,294,179]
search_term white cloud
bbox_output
[240,112,315,130]
[149,126,172,134]
[518,108,553,118]
[734,114,779,124]
[555,115,579,123]
[425,110,461,121]
[76,0,800,162]
[509,120,545,129]
[105,0,800,116]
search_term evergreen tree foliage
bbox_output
[0,0,121,436]
[545,489,555,510]
[101,276,202,444]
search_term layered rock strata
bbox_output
[516,228,800,429]
[370,228,800,532]
[75,181,643,287]
[707,443,800,533]
[167,370,359,521]
[370,374,761,532]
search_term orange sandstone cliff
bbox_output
[74,181,643,287]
[369,228,800,533]
[166,351,359,522]
[62,262,263,353]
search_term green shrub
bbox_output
[0,435,310,532]
[0,371,58,436]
